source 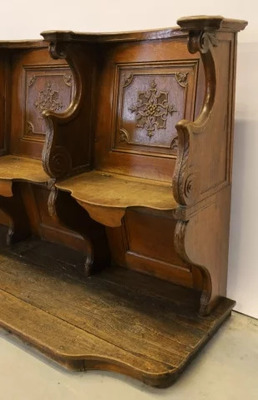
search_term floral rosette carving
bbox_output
[129,80,177,137]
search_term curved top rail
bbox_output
[41,15,247,44]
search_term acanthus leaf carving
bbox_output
[175,72,188,88]
[123,73,134,88]
[28,75,37,87]
[63,74,72,87]
[188,31,218,55]
[173,122,200,205]
[26,121,34,134]
[171,136,178,152]
[119,128,130,143]
[173,29,217,206]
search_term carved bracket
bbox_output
[188,31,218,54]
[172,29,217,206]
[49,41,67,60]
[40,36,94,180]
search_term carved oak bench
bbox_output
[0,16,247,387]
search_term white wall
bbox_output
[1,0,257,318]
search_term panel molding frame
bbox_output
[111,59,200,159]
[22,63,74,144]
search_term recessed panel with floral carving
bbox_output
[23,66,74,142]
[113,63,197,156]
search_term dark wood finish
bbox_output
[0,239,235,388]
[0,185,31,244]
[0,16,247,387]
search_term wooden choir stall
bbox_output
[0,16,247,387]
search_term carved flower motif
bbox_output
[129,80,177,137]
[34,83,64,113]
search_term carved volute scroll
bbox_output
[172,16,247,207]
[41,41,76,178]
[40,36,94,179]
[172,30,217,206]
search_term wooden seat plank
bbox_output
[0,155,49,183]
[57,170,177,226]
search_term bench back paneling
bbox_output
[94,38,204,182]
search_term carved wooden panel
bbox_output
[112,62,198,157]
[124,209,184,265]
[23,66,74,142]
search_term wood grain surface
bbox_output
[0,155,49,183]
[0,16,246,387]
[57,171,178,226]
[0,239,234,387]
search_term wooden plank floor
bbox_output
[0,240,235,387]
